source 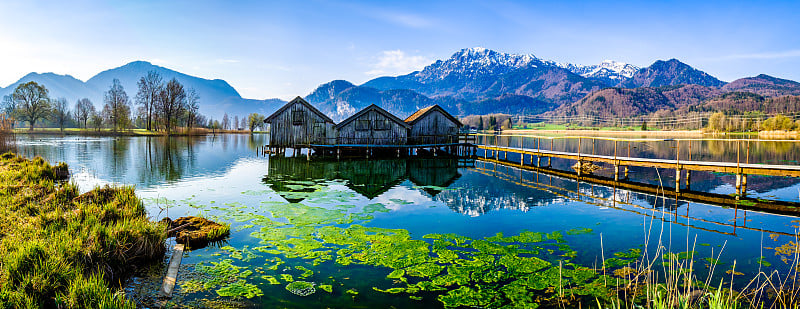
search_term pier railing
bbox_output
[472,133,800,196]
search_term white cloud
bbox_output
[365,50,430,77]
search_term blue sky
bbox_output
[1,0,799,100]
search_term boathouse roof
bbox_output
[404,104,463,127]
[334,104,410,130]
[264,96,334,124]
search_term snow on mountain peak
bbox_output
[558,59,639,80]
[415,47,542,82]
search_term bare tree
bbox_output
[233,115,239,131]
[222,113,230,130]
[74,98,94,129]
[103,79,131,132]
[6,81,51,130]
[52,97,70,132]
[185,88,199,131]
[240,117,246,131]
[135,71,163,131]
[157,78,187,134]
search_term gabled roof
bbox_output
[404,104,463,127]
[335,104,411,129]
[264,96,334,124]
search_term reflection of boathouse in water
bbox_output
[262,157,462,200]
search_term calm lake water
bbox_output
[13,134,800,308]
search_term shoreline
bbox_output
[10,128,265,137]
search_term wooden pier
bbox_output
[475,135,800,197]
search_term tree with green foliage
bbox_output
[707,112,726,132]
[640,120,647,131]
[4,81,52,130]
[247,113,265,133]
[761,114,795,131]
[477,116,484,131]
[489,116,497,131]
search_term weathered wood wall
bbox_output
[337,110,408,145]
[409,109,460,144]
[268,102,335,147]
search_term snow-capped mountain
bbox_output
[558,60,640,86]
[413,47,544,82]
[362,47,605,103]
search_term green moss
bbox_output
[613,248,642,259]
[285,281,316,296]
[499,255,550,273]
[216,280,263,298]
[406,263,444,278]
[281,274,294,282]
[437,286,503,308]
[261,275,281,285]
[295,265,313,279]
[319,284,333,293]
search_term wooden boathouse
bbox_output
[405,105,463,144]
[259,97,476,159]
[263,97,335,152]
[334,104,410,145]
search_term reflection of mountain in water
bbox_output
[436,162,700,216]
[262,157,463,201]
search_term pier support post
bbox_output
[735,174,742,198]
[624,166,629,179]
[742,174,747,196]
[675,169,681,193]
[614,165,619,181]
[537,156,541,168]
[686,170,691,189]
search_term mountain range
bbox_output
[3,47,800,122]
[0,61,284,119]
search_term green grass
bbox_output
[0,153,166,308]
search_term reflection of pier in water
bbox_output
[262,157,472,201]
[457,160,800,237]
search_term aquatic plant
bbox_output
[285,281,316,296]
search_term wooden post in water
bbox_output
[549,138,553,167]
[743,141,750,196]
[625,141,630,179]
[735,140,741,198]
[675,140,680,193]
[614,140,619,181]
[686,141,691,189]
[577,137,582,176]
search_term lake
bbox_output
[13,134,800,308]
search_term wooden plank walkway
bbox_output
[476,144,800,178]
[475,156,800,216]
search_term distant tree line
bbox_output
[0,71,269,134]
